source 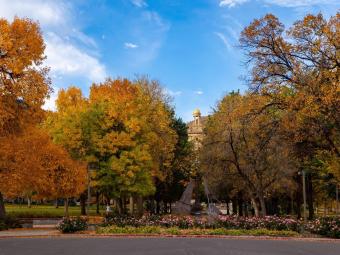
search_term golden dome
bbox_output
[193,108,201,117]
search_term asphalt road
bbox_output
[0,237,340,255]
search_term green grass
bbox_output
[97,226,299,237]
[5,204,104,218]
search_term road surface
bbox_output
[0,237,339,255]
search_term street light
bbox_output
[298,170,307,222]
[87,162,99,215]
[87,164,91,215]
[335,182,339,216]
[302,170,307,222]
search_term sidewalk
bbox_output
[0,228,60,238]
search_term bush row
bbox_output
[304,217,340,238]
[103,214,340,238]
[0,216,22,231]
[103,215,300,231]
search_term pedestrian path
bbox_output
[0,229,59,237]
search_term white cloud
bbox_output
[42,86,60,111]
[264,0,336,7]
[219,0,337,8]
[194,91,204,95]
[0,0,69,25]
[45,33,107,82]
[165,89,182,97]
[0,0,107,84]
[126,10,170,66]
[143,11,170,32]
[214,32,232,50]
[131,0,148,8]
[124,42,139,49]
[219,0,249,8]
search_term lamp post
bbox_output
[87,164,91,215]
[336,183,339,216]
[302,170,307,222]
[86,162,98,215]
[298,170,307,222]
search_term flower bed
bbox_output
[305,217,340,238]
[218,215,300,231]
[102,214,340,238]
[103,215,300,231]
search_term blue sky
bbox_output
[0,0,338,121]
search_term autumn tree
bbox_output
[90,78,177,214]
[0,17,51,219]
[152,110,192,214]
[0,127,86,217]
[45,78,178,215]
[240,13,339,218]
[44,86,98,214]
[202,92,295,216]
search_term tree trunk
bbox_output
[27,196,31,208]
[244,202,249,217]
[251,197,260,217]
[290,191,294,215]
[129,196,134,215]
[122,196,127,214]
[116,198,123,215]
[64,198,69,218]
[295,175,302,219]
[136,196,144,217]
[163,201,168,214]
[259,196,266,216]
[0,192,6,220]
[156,200,160,214]
[54,199,59,208]
[96,191,100,214]
[232,198,237,215]
[80,193,86,215]
[237,193,243,216]
[307,174,314,219]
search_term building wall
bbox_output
[187,110,206,149]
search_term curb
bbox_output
[1,233,340,242]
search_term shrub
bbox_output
[57,217,88,233]
[305,217,340,238]
[97,226,298,237]
[0,216,22,231]
[101,214,340,238]
[217,215,300,231]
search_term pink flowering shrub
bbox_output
[103,214,340,238]
[305,217,340,238]
[217,215,300,231]
[103,214,299,231]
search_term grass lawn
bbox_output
[5,204,104,218]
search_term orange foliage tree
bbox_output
[0,17,51,219]
[0,127,87,216]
